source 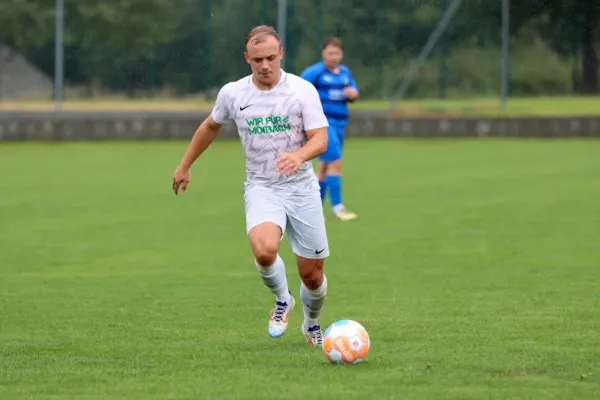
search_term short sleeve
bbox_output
[300,63,323,86]
[211,83,233,124]
[348,71,359,92]
[341,66,359,92]
[301,82,329,131]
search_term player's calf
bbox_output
[297,257,324,290]
[324,160,357,221]
[297,256,327,346]
[249,223,289,298]
[249,222,294,337]
[317,161,328,203]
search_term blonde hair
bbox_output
[245,25,282,47]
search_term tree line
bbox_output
[1,0,598,99]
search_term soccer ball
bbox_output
[322,319,370,364]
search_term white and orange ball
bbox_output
[322,319,370,364]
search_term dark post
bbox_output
[205,0,212,91]
[376,0,384,99]
[317,0,324,56]
[54,0,64,110]
[501,0,510,111]
[438,0,448,99]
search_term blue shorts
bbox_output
[319,125,346,163]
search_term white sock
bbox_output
[255,255,291,304]
[300,275,328,328]
[332,204,345,214]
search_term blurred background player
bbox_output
[301,37,359,222]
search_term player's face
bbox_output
[245,36,283,88]
[322,45,343,69]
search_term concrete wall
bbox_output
[1,111,600,141]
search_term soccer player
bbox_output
[172,25,330,347]
[301,37,359,222]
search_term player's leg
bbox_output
[285,188,330,346]
[316,160,328,204]
[244,183,294,338]
[316,126,341,205]
[296,255,327,346]
[325,126,357,221]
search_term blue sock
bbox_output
[319,180,327,203]
[325,175,342,207]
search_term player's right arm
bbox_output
[173,84,232,195]
[172,115,222,195]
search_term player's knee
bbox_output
[298,259,324,290]
[255,247,278,266]
[326,160,342,175]
[249,223,282,266]
[317,161,327,180]
[252,237,279,266]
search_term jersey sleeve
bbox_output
[343,66,359,92]
[348,71,359,92]
[300,64,323,86]
[301,82,329,131]
[210,83,233,124]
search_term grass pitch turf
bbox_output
[1,138,599,399]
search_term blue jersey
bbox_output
[300,61,358,127]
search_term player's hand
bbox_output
[276,152,303,175]
[344,87,359,101]
[173,165,191,195]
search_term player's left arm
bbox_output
[295,126,328,162]
[343,67,359,103]
[276,126,327,175]
[276,84,328,175]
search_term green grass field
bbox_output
[1,138,599,399]
[3,95,600,117]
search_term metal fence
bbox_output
[0,0,587,107]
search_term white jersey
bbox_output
[211,70,329,191]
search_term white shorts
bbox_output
[243,182,330,259]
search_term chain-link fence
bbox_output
[0,0,590,103]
